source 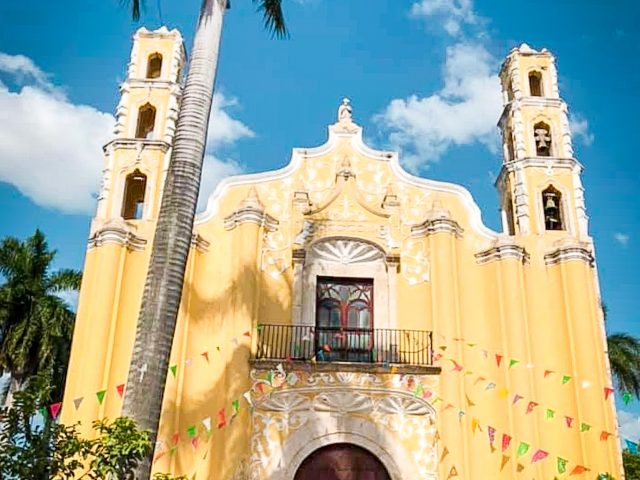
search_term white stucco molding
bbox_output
[475,236,529,264]
[87,219,147,251]
[195,117,500,240]
[544,238,594,266]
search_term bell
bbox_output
[545,196,556,209]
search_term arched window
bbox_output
[529,71,543,97]
[542,185,563,231]
[135,104,156,139]
[533,122,552,156]
[122,170,147,220]
[146,53,163,79]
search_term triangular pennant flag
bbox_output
[526,401,538,414]
[444,403,455,411]
[580,422,591,432]
[544,369,554,378]
[467,342,476,348]
[516,463,525,472]
[623,391,632,405]
[169,445,177,456]
[439,345,447,351]
[433,431,441,444]
[450,359,463,372]
[512,394,523,405]
[545,408,555,419]
[498,388,509,398]
[485,382,496,391]
[473,376,486,386]
[187,425,197,438]
[471,418,481,434]
[557,457,568,474]
[500,455,510,471]
[501,434,512,452]
[96,390,106,405]
[562,375,571,385]
[201,351,209,363]
[170,364,177,378]
[531,449,549,463]
[202,417,212,432]
[565,416,574,428]
[38,407,48,418]
[446,466,458,479]
[191,436,199,449]
[266,371,274,385]
[243,391,253,406]
[516,442,530,457]
[171,432,180,445]
[217,408,226,429]
[604,387,614,400]
[465,394,475,407]
[496,354,503,367]
[570,465,589,475]
[49,402,62,419]
[73,397,84,410]
[488,426,496,449]
[116,384,125,398]
[440,446,450,463]
[243,330,252,337]
[257,324,264,333]
[600,431,612,441]
[626,439,639,454]
[414,384,424,397]
[509,359,519,369]
[232,399,240,416]
[153,450,167,463]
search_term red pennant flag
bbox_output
[116,384,125,398]
[201,351,209,363]
[217,408,226,429]
[604,387,614,400]
[531,449,549,463]
[49,402,62,419]
[153,450,166,463]
[570,465,589,475]
[171,432,180,445]
[474,376,486,386]
[565,416,574,428]
[191,436,199,449]
[543,369,554,378]
[600,431,612,441]
[526,401,538,414]
[502,433,512,452]
[243,331,252,337]
[496,354,503,367]
[444,403,455,411]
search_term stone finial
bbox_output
[338,97,353,122]
[239,187,264,211]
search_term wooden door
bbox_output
[294,443,391,480]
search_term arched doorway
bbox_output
[294,443,391,480]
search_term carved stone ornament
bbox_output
[310,239,385,265]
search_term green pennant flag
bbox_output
[580,423,591,432]
[266,371,274,385]
[557,457,568,474]
[232,399,240,415]
[96,390,106,405]
[257,324,264,333]
[170,365,177,378]
[187,425,197,438]
[516,442,529,457]
[38,407,48,418]
[509,359,519,369]
[562,375,571,385]
[545,408,555,419]
[413,384,423,397]
[623,392,632,405]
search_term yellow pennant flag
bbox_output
[500,455,510,471]
[471,418,481,434]
[440,446,450,463]
[446,466,458,479]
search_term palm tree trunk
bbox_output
[122,1,226,478]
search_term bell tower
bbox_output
[496,44,588,238]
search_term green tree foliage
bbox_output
[607,333,640,399]
[0,229,81,403]
[0,374,183,479]
[624,451,640,480]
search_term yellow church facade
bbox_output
[61,28,624,479]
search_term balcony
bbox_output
[255,324,434,368]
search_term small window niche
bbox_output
[122,170,147,220]
[135,104,156,139]
[529,71,544,97]
[146,53,163,79]
[542,186,563,231]
[533,122,552,156]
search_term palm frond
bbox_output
[47,269,82,293]
[122,0,143,21]
[252,0,288,38]
[607,332,640,399]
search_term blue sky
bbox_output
[0,0,638,438]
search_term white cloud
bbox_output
[619,410,640,443]
[410,0,477,36]
[569,114,594,146]
[56,289,79,312]
[0,52,251,215]
[614,232,630,247]
[377,42,502,172]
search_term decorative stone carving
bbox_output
[224,188,279,231]
[310,239,385,265]
[338,97,353,122]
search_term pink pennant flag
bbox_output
[531,449,549,463]
[451,360,463,372]
[49,402,62,419]
[191,436,200,449]
[496,354,503,367]
[512,394,523,405]
[525,401,538,414]
[116,384,125,398]
[565,416,574,428]
[488,426,496,449]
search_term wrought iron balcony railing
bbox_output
[256,324,433,366]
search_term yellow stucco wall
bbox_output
[61,33,623,479]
